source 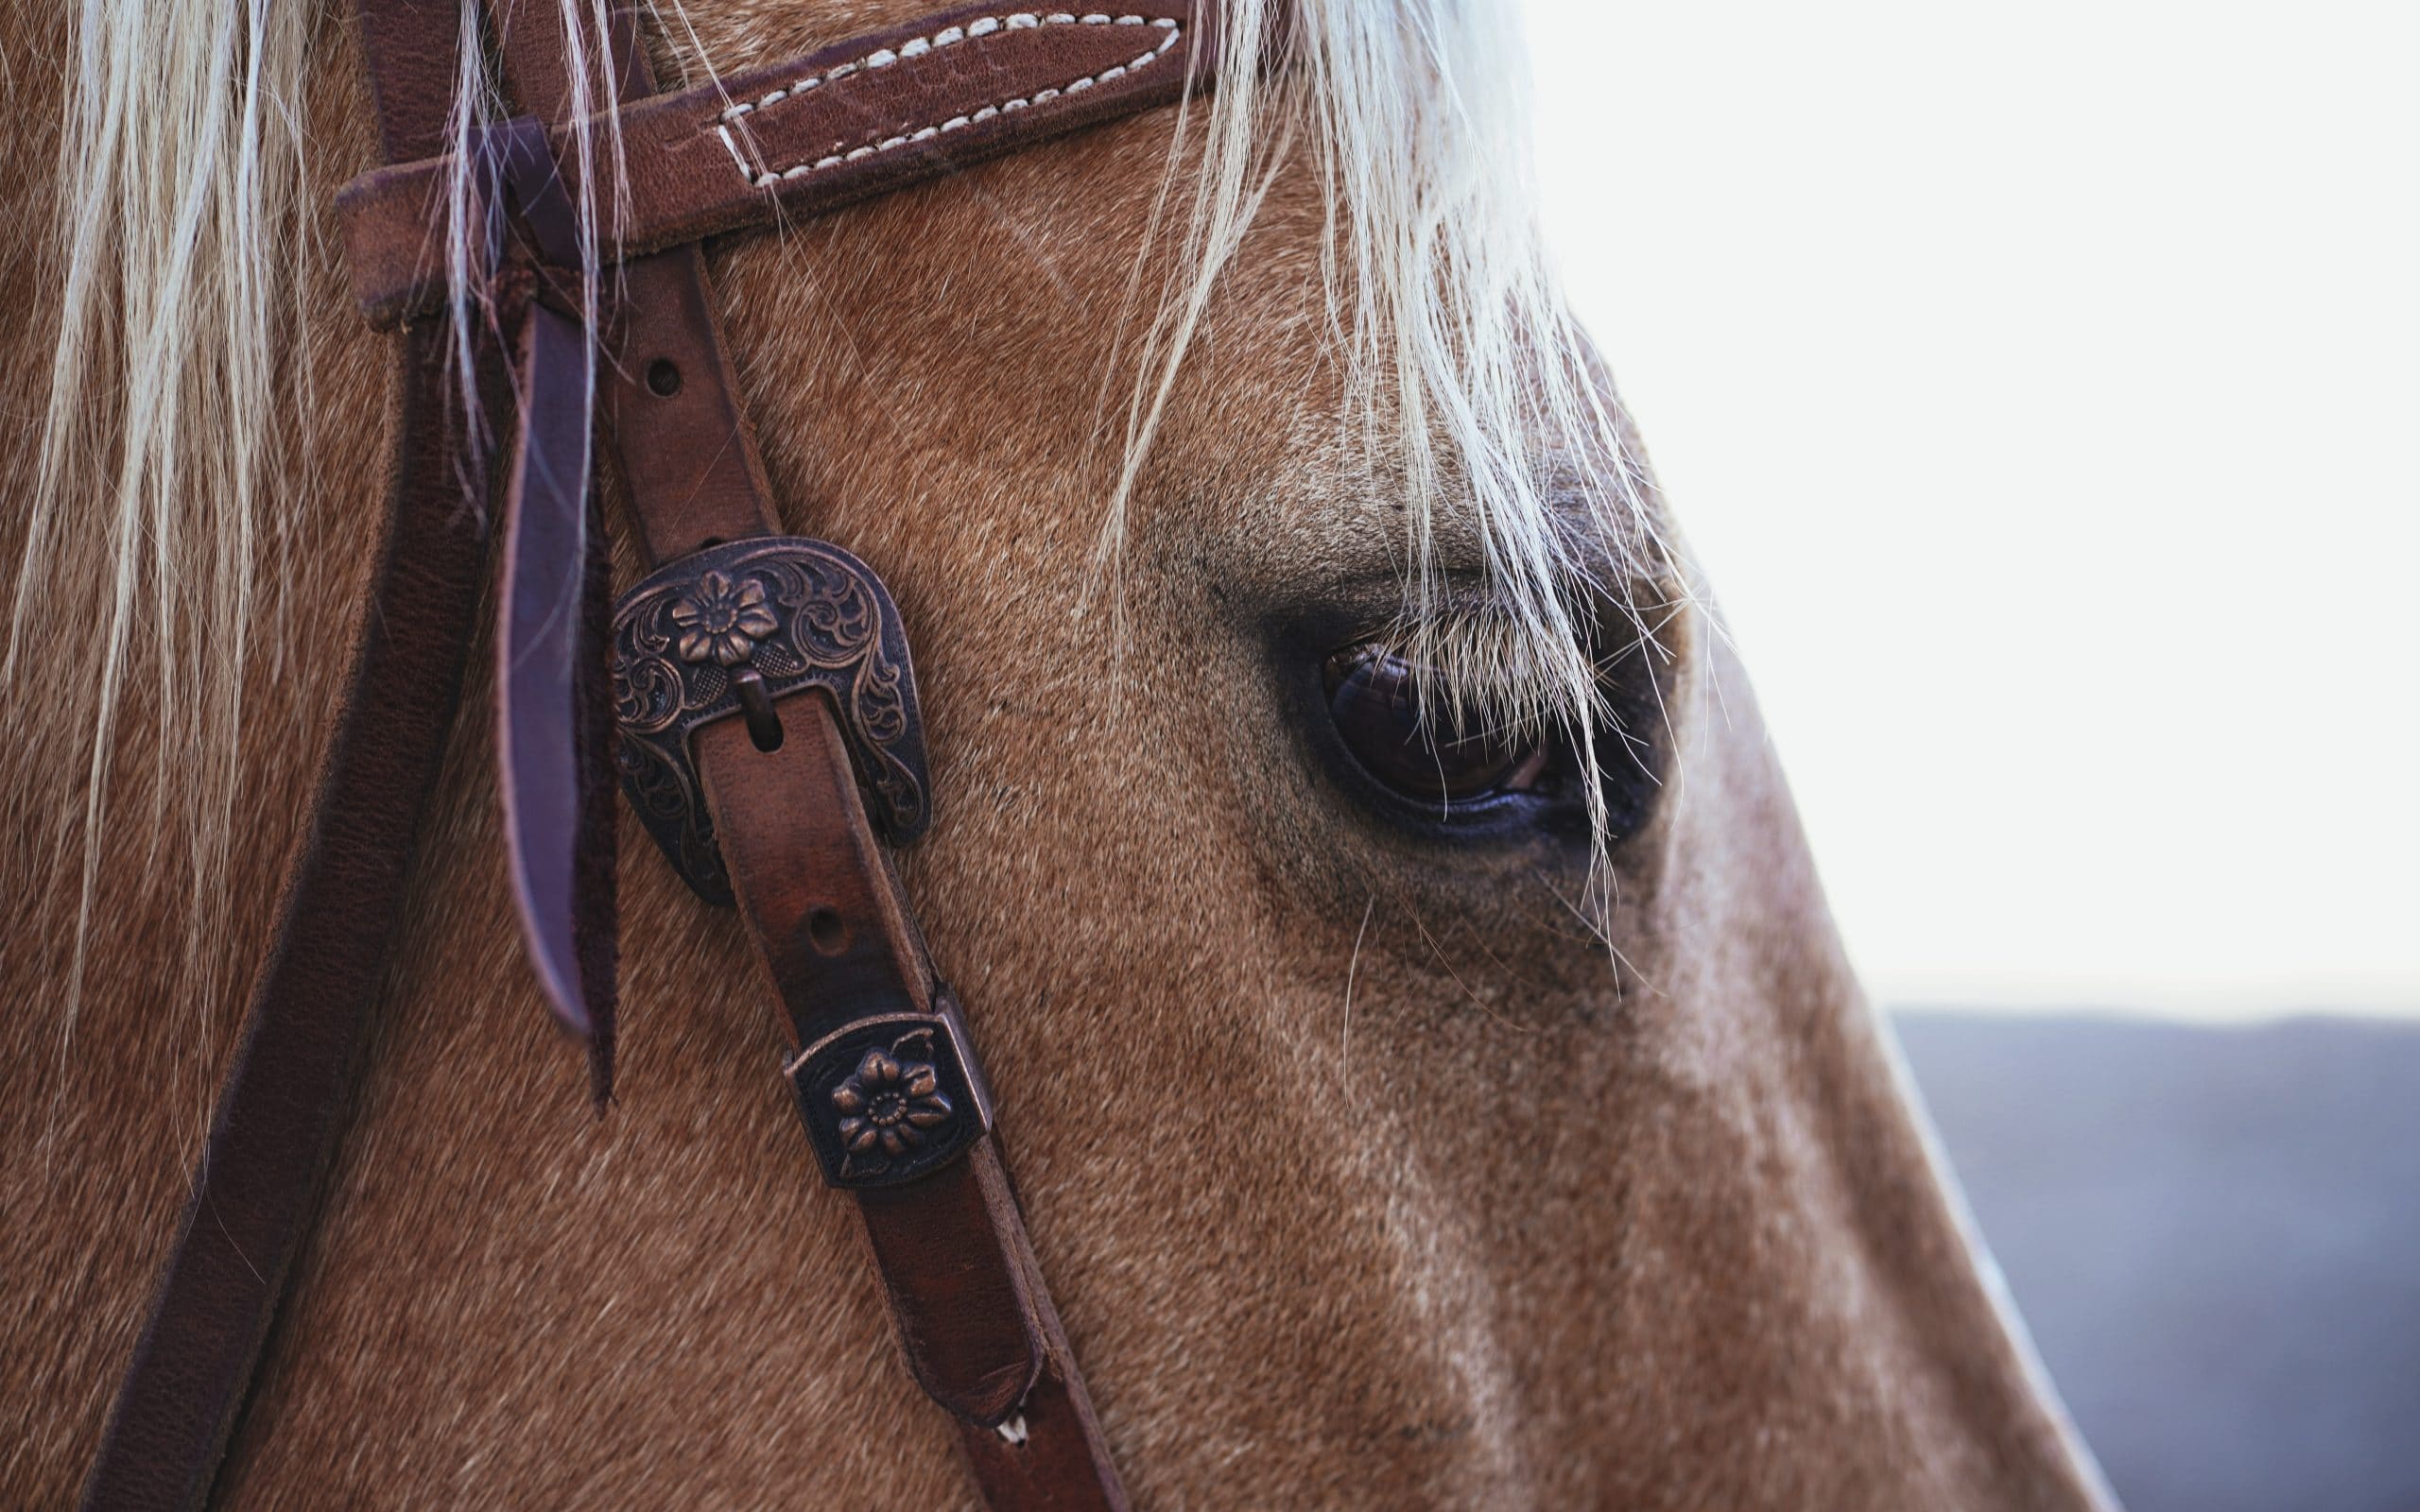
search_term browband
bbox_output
[340,0,1228,326]
[80,2,1254,1507]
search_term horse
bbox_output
[1,0,2115,1505]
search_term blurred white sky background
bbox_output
[1524,0,2419,1017]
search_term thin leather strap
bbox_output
[696,681,1126,1509]
[695,707,1043,1422]
[495,284,620,1057]
[488,7,1132,1506]
[76,335,501,1512]
[339,0,1223,328]
[78,7,508,1504]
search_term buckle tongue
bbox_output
[611,536,931,902]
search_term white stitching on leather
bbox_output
[714,124,753,178]
[717,12,1183,188]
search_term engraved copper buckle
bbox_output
[786,998,995,1189]
[611,537,932,903]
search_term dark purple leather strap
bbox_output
[496,290,618,1058]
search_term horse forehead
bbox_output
[705,122,1416,623]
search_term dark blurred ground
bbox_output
[1893,1011,2420,1512]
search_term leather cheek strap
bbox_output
[599,246,777,563]
[697,689,1129,1511]
[492,4,1132,1503]
[692,702,937,1031]
[694,701,1046,1424]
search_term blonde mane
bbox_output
[10,0,1659,1031]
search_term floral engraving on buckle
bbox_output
[668,570,780,665]
[612,537,930,903]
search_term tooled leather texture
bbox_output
[339,0,1221,328]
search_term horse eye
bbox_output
[1321,644,1552,805]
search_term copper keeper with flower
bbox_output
[785,1003,994,1190]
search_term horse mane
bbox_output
[9,0,1660,1039]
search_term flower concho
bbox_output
[831,1034,956,1179]
[668,569,778,665]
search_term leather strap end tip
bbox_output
[587,1021,617,1110]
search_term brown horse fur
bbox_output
[2,0,2114,1505]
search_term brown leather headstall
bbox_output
[79,3,1272,1508]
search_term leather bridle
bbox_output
[81,3,1262,1506]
